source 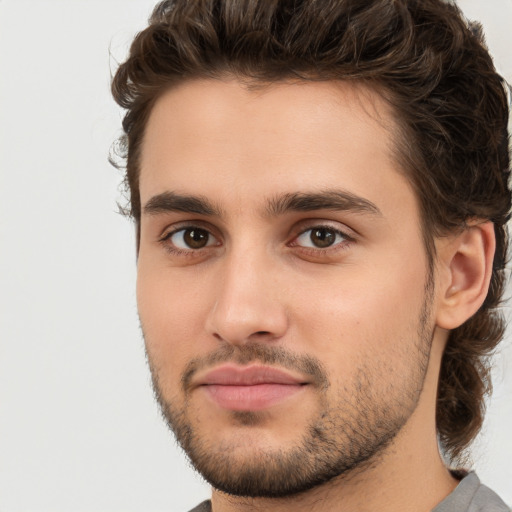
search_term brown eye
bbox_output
[310,228,336,247]
[170,228,215,249]
[295,227,347,248]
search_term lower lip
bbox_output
[202,383,305,411]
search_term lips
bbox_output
[195,364,308,411]
[199,365,306,386]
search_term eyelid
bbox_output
[295,228,346,247]
[171,228,218,249]
[159,220,219,241]
[287,221,356,256]
[156,219,355,258]
[158,221,222,256]
[291,220,356,240]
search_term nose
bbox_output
[205,247,288,346]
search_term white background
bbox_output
[0,1,511,511]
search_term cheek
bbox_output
[136,264,211,377]
[289,257,428,373]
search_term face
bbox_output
[137,79,435,497]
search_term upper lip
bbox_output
[196,364,307,386]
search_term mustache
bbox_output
[181,343,330,393]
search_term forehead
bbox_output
[139,78,415,221]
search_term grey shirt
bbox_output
[433,472,509,512]
[189,472,510,511]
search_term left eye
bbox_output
[169,228,217,249]
[295,227,347,248]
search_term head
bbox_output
[111,0,511,496]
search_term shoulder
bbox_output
[434,472,510,512]
[188,500,212,512]
[468,478,510,512]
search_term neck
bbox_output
[210,329,459,512]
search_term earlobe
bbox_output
[435,221,495,330]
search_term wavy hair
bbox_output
[111,0,511,463]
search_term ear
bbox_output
[435,222,495,330]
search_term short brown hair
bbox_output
[111,0,511,463]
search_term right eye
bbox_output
[166,227,218,250]
[294,226,348,249]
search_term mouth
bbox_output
[195,364,309,411]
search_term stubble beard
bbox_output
[144,287,434,498]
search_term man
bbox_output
[111,0,511,510]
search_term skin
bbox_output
[136,79,495,512]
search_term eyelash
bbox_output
[159,226,219,257]
[289,225,354,255]
[158,224,354,257]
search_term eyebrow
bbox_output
[143,191,222,216]
[142,189,381,218]
[265,190,382,217]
